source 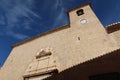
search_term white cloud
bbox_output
[23,22,33,30]
[53,8,68,27]
[0,14,6,26]
[0,0,41,39]
[52,0,68,27]
[6,31,29,40]
[12,33,29,40]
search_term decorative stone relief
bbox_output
[23,48,58,79]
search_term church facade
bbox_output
[0,3,120,80]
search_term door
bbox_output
[89,72,120,80]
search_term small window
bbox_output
[76,9,84,16]
[80,19,87,24]
[78,37,80,40]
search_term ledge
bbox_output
[106,22,120,33]
[23,68,58,78]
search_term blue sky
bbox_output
[0,0,120,67]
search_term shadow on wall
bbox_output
[44,49,120,80]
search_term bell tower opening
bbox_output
[76,9,84,16]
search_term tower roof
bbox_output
[106,22,120,33]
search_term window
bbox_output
[89,72,120,80]
[80,19,87,24]
[76,9,84,16]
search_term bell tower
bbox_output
[68,3,106,31]
[67,3,118,63]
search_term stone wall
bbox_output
[0,3,119,80]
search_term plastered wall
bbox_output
[0,4,119,80]
[108,30,120,46]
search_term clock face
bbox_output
[80,19,87,24]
